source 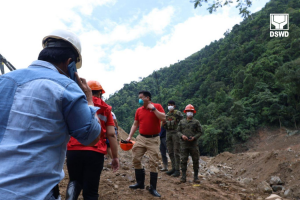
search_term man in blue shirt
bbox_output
[0,30,101,200]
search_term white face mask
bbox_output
[186,112,193,117]
[168,106,174,111]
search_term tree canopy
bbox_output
[193,0,253,18]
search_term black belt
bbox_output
[140,134,159,138]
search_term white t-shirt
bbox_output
[111,111,117,120]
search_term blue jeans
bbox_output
[160,137,168,166]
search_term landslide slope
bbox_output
[59,127,300,199]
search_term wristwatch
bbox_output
[152,107,156,111]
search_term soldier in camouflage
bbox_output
[162,100,183,177]
[177,104,202,183]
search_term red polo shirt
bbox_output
[135,103,165,135]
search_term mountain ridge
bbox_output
[107,0,300,155]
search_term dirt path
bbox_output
[58,127,300,200]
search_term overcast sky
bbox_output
[1,0,269,98]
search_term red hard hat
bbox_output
[184,104,196,113]
[87,80,105,93]
[120,140,135,151]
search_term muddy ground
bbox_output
[58,127,300,200]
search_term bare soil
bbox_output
[58,127,300,200]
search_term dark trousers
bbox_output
[159,137,168,165]
[67,150,104,200]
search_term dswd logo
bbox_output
[270,14,289,37]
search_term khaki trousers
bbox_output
[132,134,160,172]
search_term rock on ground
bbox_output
[284,189,292,197]
[271,185,284,192]
[258,181,273,194]
[269,176,283,186]
[265,194,283,200]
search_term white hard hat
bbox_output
[42,29,82,69]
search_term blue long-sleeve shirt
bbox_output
[0,60,101,200]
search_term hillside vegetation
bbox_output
[107,0,300,155]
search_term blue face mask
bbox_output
[139,99,144,105]
[67,61,77,83]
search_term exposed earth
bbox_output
[58,127,300,200]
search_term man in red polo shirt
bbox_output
[126,90,166,198]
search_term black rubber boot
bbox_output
[193,169,200,183]
[129,169,145,189]
[171,170,180,177]
[166,156,175,175]
[165,168,175,175]
[66,181,82,200]
[149,172,161,197]
[180,171,186,183]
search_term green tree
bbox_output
[193,0,253,18]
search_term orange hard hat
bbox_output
[87,80,105,93]
[120,140,135,151]
[184,104,196,113]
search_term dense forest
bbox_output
[107,0,300,155]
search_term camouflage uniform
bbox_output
[163,110,183,172]
[177,118,202,172]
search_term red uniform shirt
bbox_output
[135,103,165,135]
[67,96,114,154]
